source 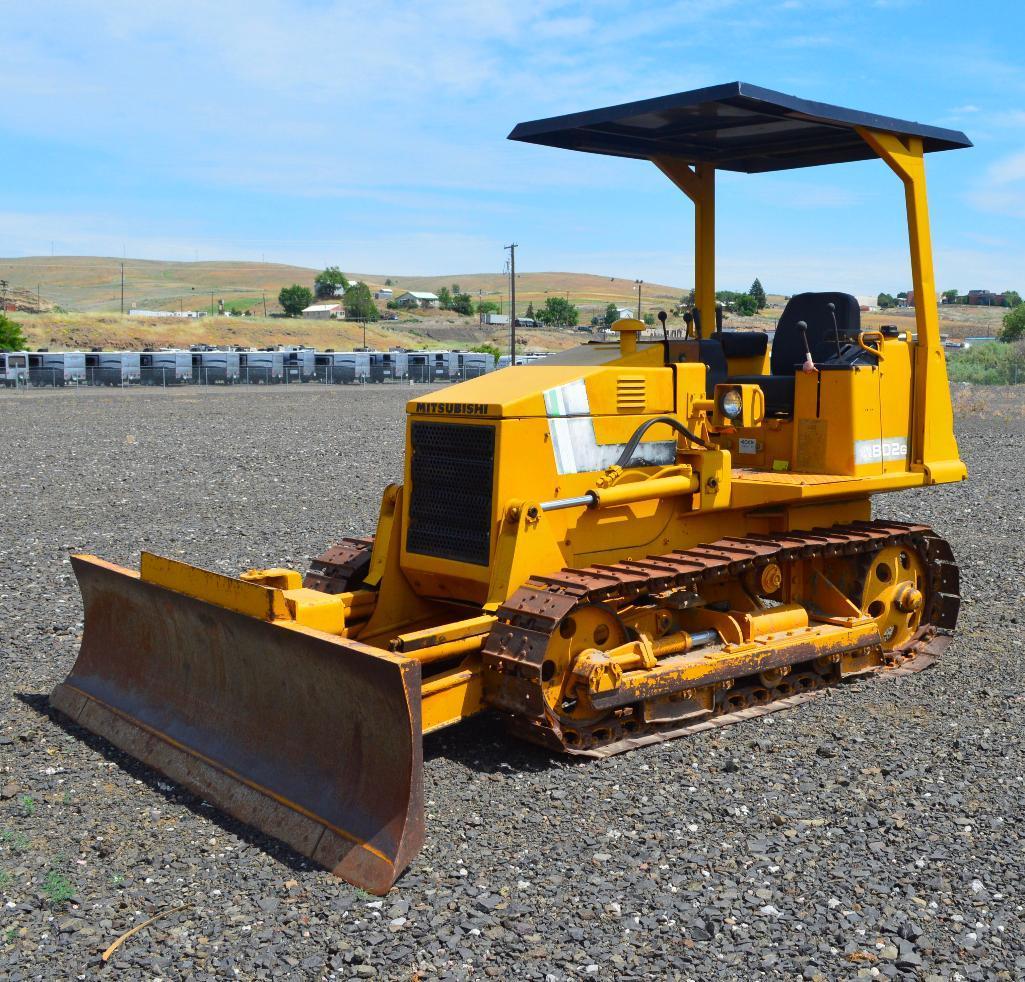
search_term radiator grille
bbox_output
[407,421,495,566]
[617,375,646,413]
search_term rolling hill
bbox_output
[0,256,687,315]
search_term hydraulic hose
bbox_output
[615,415,710,468]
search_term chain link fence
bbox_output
[2,363,493,391]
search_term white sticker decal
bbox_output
[738,437,758,455]
[543,378,590,417]
[854,436,908,465]
[544,379,676,475]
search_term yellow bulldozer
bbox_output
[53,83,969,894]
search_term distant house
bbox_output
[373,288,394,300]
[615,307,634,320]
[394,291,439,309]
[968,289,1008,307]
[301,303,344,320]
[854,295,878,312]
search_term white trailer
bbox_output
[0,352,28,387]
[28,352,86,386]
[85,351,141,385]
[315,352,371,384]
[140,351,192,385]
[191,350,241,384]
[239,350,285,383]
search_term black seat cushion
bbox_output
[712,330,768,359]
[770,292,861,374]
[730,374,795,417]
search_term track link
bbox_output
[481,521,959,756]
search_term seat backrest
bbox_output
[770,292,861,376]
[712,330,768,359]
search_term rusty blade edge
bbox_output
[51,682,394,866]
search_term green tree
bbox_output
[470,343,501,361]
[604,302,620,326]
[278,284,313,317]
[749,278,767,309]
[643,312,656,326]
[437,286,453,310]
[451,292,474,315]
[385,278,393,286]
[525,302,535,319]
[0,314,27,351]
[537,296,579,327]
[476,300,500,315]
[999,303,1025,342]
[314,266,349,298]
[343,281,379,321]
[734,294,758,316]
[1003,290,1022,308]
[942,289,959,303]
[877,292,896,309]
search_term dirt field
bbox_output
[0,383,1023,979]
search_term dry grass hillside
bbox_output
[0,256,685,318]
[14,311,585,355]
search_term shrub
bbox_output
[0,314,27,352]
[946,340,1025,384]
[999,302,1025,342]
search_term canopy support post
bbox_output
[856,127,963,482]
[654,159,715,339]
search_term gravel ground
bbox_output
[0,382,1023,981]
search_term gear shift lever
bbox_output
[796,320,816,373]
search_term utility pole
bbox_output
[635,279,644,319]
[505,243,517,363]
[262,291,267,317]
[37,284,41,312]
[210,291,215,316]
[120,264,124,314]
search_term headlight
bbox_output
[720,387,744,419]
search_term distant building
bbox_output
[968,289,1009,306]
[615,307,634,320]
[128,308,206,318]
[854,295,878,312]
[301,303,344,320]
[373,288,394,300]
[394,291,440,309]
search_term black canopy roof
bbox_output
[508,82,971,173]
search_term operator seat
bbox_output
[730,292,862,416]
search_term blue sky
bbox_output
[3,0,1024,295]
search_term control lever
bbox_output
[683,310,693,341]
[827,301,843,358]
[796,320,816,373]
[692,307,703,338]
[658,309,669,343]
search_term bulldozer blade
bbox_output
[50,555,424,895]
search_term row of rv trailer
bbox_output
[0,348,551,387]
